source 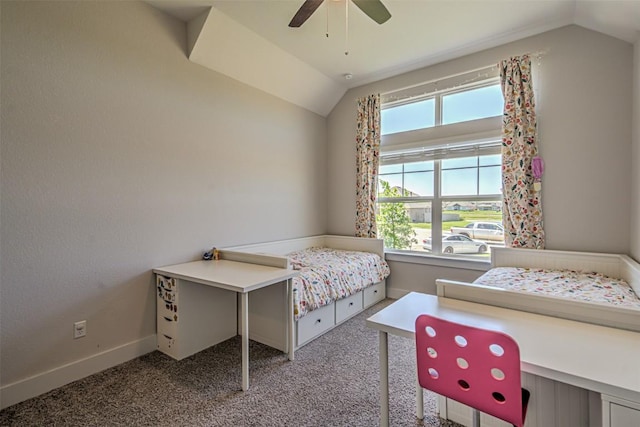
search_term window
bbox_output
[381,99,435,134]
[382,80,502,135]
[441,84,503,125]
[377,77,504,259]
[377,152,503,258]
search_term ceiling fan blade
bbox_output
[352,0,391,24]
[289,0,325,27]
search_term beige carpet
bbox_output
[0,299,463,427]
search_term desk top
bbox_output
[366,292,640,403]
[153,260,297,293]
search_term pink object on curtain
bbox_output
[500,55,545,249]
[355,94,381,238]
[532,156,544,181]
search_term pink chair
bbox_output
[415,314,530,427]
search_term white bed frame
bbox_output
[436,247,640,332]
[221,235,387,352]
[434,247,640,427]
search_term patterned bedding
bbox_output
[288,247,390,320]
[474,267,640,308]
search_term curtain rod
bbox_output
[380,64,496,96]
[380,49,549,97]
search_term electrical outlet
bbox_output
[74,320,87,339]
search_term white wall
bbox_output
[631,39,640,262]
[328,25,633,294]
[0,1,327,405]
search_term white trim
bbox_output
[380,140,501,165]
[0,335,156,409]
[381,117,502,153]
[384,251,492,272]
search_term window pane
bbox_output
[377,200,431,251]
[378,176,403,197]
[380,164,403,174]
[479,154,501,166]
[442,156,477,169]
[405,171,434,197]
[381,99,435,135]
[479,166,502,195]
[442,168,477,196]
[441,200,504,258]
[442,84,503,125]
[404,161,434,172]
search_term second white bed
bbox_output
[436,247,640,332]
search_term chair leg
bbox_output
[416,382,424,419]
[471,408,481,427]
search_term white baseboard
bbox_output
[1,335,157,410]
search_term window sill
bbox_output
[384,250,491,271]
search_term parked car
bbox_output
[423,234,488,254]
[449,221,504,242]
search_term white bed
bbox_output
[434,247,640,427]
[221,235,389,351]
[436,247,640,332]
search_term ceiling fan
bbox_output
[289,0,391,27]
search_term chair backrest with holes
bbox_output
[415,314,525,427]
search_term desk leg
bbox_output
[241,292,249,391]
[379,330,389,427]
[287,278,295,361]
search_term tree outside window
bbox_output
[376,180,417,250]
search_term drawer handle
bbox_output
[374,290,378,294]
[315,319,322,324]
[349,302,354,307]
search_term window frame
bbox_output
[378,77,504,261]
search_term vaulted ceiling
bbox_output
[148,1,640,116]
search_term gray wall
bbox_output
[632,40,640,261]
[328,25,634,294]
[1,1,326,389]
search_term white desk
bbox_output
[154,259,298,391]
[366,292,640,427]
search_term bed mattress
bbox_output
[474,267,640,308]
[288,247,390,320]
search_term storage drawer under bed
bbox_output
[295,283,386,348]
[364,281,386,307]
[296,303,335,347]
[336,293,363,323]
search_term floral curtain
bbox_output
[500,55,545,248]
[355,94,381,238]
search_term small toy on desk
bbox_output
[203,247,219,261]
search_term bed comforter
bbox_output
[288,247,390,320]
[474,267,640,308]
